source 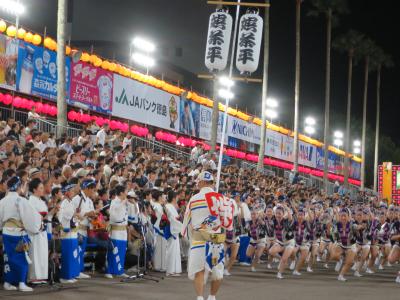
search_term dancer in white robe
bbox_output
[165,191,183,276]
[182,172,234,300]
[152,190,167,271]
[27,178,49,284]
[0,176,42,292]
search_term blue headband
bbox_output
[8,176,22,192]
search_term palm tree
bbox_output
[308,0,349,190]
[358,38,377,189]
[370,48,394,191]
[333,30,365,188]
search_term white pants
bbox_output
[166,237,182,274]
[28,231,48,281]
[153,234,167,271]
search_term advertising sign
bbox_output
[179,95,200,137]
[0,34,18,91]
[69,61,113,114]
[316,148,344,175]
[112,74,179,131]
[265,129,293,161]
[298,140,316,168]
[16,41,70,100]
[227,115,261,145]
[199,104,225,143]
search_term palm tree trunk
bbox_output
[361,56,370,189]
[373,66,381,192]
[257,0,271,172]
[323,8,332,191]
[210,79,219,154]
[293,0,301,172]
[344,52,353,187]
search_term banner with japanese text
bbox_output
[69,61,113,114]
[112,74,180,131]
[15,40,70,100]
[265,129,316,168]
[0,34,18,91]
[199,104,226,144]
[316,148,345,175]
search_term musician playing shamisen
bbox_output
[0,176,42,292]
[182,171,234,300]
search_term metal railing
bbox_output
[0,105,82,137]
[132,135,191,161]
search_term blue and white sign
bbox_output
[298,140,316,168]
[16,41,70,100]
[227,115,261,145]
[199,104,226,144]
[316,148,344,175]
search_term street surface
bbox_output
[0,264,399,300]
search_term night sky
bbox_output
[3,0,399,145]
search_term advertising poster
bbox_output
[179,95,199,137]
[0,34,18,90]
[298,140,317,168]
[69,61,113,114]
[316,148,345,175]
[265,129,293,161]
[199,104,225,143]
[16,41,70,100]
[350,160,361,180]
[112,74,179,131]
[227,116,261,145]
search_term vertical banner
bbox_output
[69,61,113,114]
[0,34,18,90]
[179,95,200,137]
[298,140,316,168]
[205,9,233,72]
[236,10,263,74]
[112,74,180,131]
[16,41,70,100]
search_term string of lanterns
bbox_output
[0,19,360,162]
[0,93,57,116]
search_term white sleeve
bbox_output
[18,197,42,234]
[110,200,127,223]
[58,201,74,228]
[166,205,183,235]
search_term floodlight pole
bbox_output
[215,0,241,192]
[57,0,68,137]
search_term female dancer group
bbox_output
[225,196,400,283]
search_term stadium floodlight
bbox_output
[218,89,234,100]
[353,140,361,147]
[219,76,234,88]
[353,147,361,154]
[334,130,344,139]
[0,0,25,15]
[305,116,316,126]
[333,139,343,147]
[131,52,155,68]
[266,109,278,120]
[305,126,316,135]
[132,37,155,52]
[266,98,278,108]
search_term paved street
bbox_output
[0,264,399,300]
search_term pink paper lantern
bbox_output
[130,125,138,135]
[155,131,164,140]
[141,127,149,137]
[3,94,13,105]
[35,102,43,113]
[50,106,58,116]
[12,96,22,108]
[121,123,129,133]
[0,93,4,103]
[26,100,34,110]
[96,117,104,126]
[67,111,77,121]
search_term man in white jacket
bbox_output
[182,171,234,300]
